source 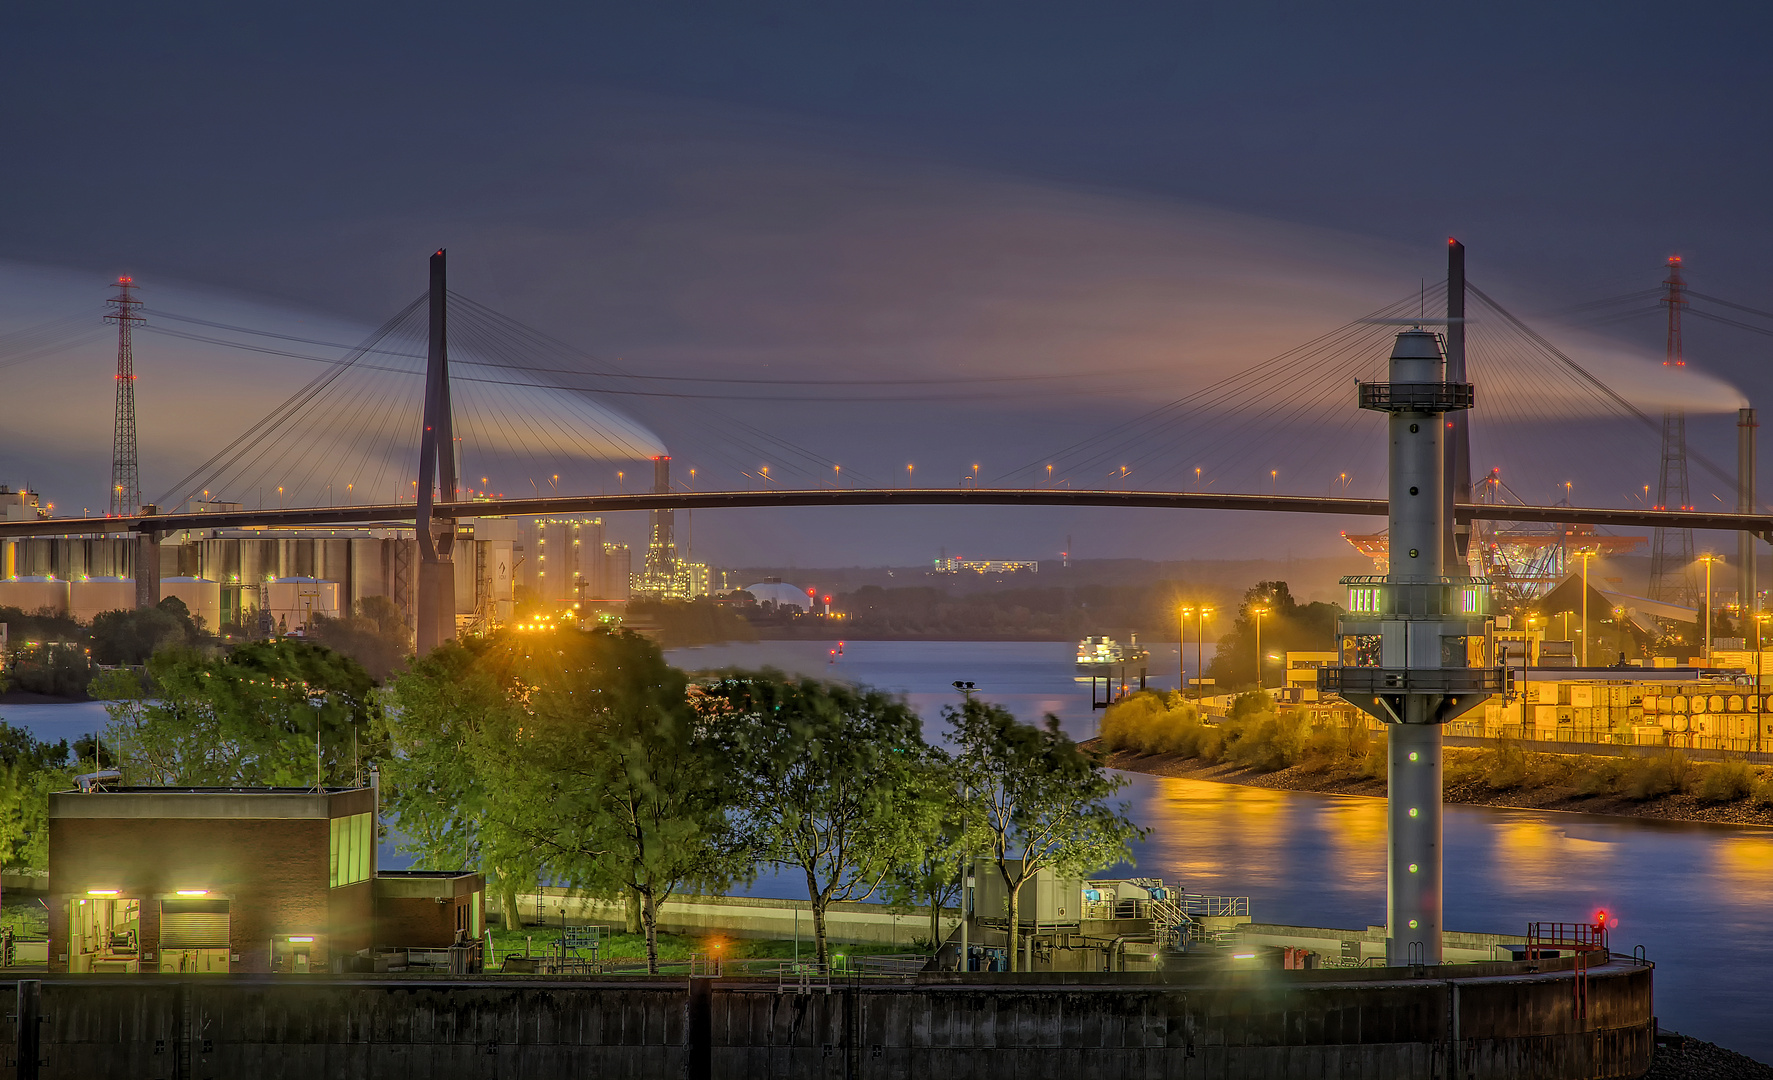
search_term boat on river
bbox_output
[1075,634,1149,677]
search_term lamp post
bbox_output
[1197,607,1212,702]
[1757,615,1769,755]
[1178,606,1191,694]
[1179,606,1214,701]
[1575,549,1597,667]
[1251,604,1269,691]
[1697,554,1723,661]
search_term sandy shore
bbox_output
[1087,742,1773,828]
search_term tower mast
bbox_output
[105,277,144,517]
[1648,256,1695,605]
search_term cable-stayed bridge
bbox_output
[4,245,1772,650]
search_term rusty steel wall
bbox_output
[0,961,1652,1080]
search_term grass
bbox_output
[1099,691,1771,808]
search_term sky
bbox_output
[2,2,1770,566]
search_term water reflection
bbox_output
[673,640,1773,1062]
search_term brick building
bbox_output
[48,785,482,974]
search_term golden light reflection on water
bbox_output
[1138,777,1386,894]
[1712,833,1773,894]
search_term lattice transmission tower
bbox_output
[1648,255,1695,605]
[105,276,144,517]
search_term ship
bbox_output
[1075,634,1150,677]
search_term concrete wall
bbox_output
[0,958,1653,1079]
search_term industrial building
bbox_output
[627,456,712,600]
[48,781,484,975]
[0,517,520,636]
[522,517,632,606]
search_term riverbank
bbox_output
[1087,741,1773,827]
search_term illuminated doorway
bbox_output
[66,896,141,973]
[158,899,231,973]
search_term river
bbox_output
[14,641,1771,1060]
[668,639,1773,1063]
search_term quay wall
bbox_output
[0,959,1651,1079]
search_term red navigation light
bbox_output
[823,595,831,604]
[1447,237,1456,246]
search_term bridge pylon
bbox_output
[415,250,458,655]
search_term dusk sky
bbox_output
[3,3,1769,566]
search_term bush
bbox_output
[1620,753,1690,801]
[1482,742,1531,790]
[1694,760,1759,804]
[1572,756,1625,798]
[1097,692,1214,758]
[1224,710,1311,772]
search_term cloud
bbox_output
[0,260,664,512]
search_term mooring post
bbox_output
[686,975,712,1080]
[16,979,40,1080]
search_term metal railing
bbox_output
[1357,381,1476,412]
[1525,921,1607,960]
[1175,895,1250,918]
[1321,667,1506,695]
[776,961,831,994]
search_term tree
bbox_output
[475,628,749,973]
[949,699,1144,972]
[0,722,72,872]
[704,672,937,970]
[1207,580,1342,690]
[307,597,412,682]
[96,640,380,786]
[89,600,202,665]
[381,639,528,923]
[880,752,987,956]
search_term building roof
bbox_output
[746,581,811,609]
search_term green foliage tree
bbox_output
[96,640,380,786]
[0,722,72,872]
[381,639,527,922]
[1207,580,1341,690]
[880,753,988,955]
[8,644,98,699]
[703,672,937,969]
[89,597,205,665]
[307,596,413,682]
[948,699,1144,972]
[473,628,749,973]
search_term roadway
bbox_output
[0,488,1768,541]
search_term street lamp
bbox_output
[1757,614,1770,754]
[1251,604,1269,691]
[1177,606,1191,693]
[1697,553,1723,662]
[1575,549,1597,667]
